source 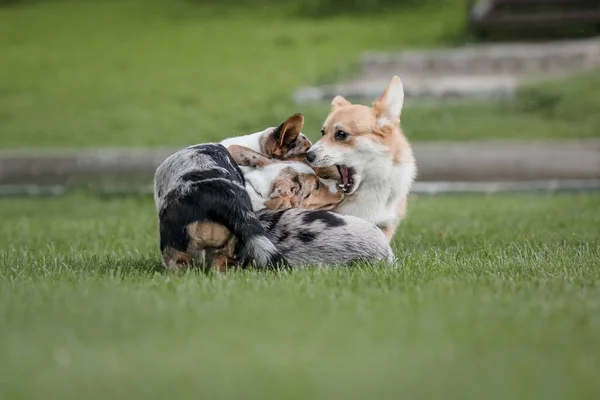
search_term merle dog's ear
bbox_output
[275,113,304,147]
[264,174,299,210]
[227,145,273,168]
[264,197,288,210]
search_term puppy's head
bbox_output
[260,113,312,160]
[263,165,343,211]
[229,145,343,211]
[305,76,410,195]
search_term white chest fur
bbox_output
[336,160,416,227]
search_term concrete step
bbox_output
[292,38,600,103]
[360,38,600,77]
[1,140,598,188]
[293,75,519,104]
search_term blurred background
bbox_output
[0,0,599,193]
[1,3,600,398]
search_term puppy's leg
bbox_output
[162,247,192,271]
[188,221,237,272]
[208,237,238,273]
[160,216,193,270]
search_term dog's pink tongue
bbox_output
[340,166,349,186]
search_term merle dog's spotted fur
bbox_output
[257,208,394,267]
[154,143,287,270]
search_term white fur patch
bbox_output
[322,178,340,193]
[285,161,315,175]
[245,235,278,266]
[377,77,404,128]
[243,161,316,211]
[386,82,404,120]
[220,128,275,152]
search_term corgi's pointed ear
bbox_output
[227,145,272,168]
[373,76,404,128]
[331,95,351,111]
[276,113,304,147]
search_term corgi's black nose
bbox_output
[305,151,316,163]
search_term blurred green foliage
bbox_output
[0,0,431,15]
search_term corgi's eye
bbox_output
[320,129,325,136]
[335,130,348,141]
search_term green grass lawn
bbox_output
[1,0,599,149]
[1,192,599,399]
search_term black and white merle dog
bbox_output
[258,208,394,266]
[153,143,287,271]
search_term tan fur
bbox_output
[162,222,240,272]
[207,238,237,273]
[331,95,352,111]
[321,104,409,166]
[264,166,343,211]
[187,221,231,248]
[187,221,238,272]
[312,165,341,181]
[162,247,192,271]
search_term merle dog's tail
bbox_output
[160,180,287,270]
[205,191,287,269]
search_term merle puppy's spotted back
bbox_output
[257,208,394,267]
[153,143,286,271]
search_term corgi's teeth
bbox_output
[339,184,345,189]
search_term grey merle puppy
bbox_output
[258,208,394,267]
[153,143,287,271]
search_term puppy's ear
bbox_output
[264,197,290,210]
[372,75,404,129]
[275,113,304,147]
[265,172,299,209]
[264,191,297,209]
[227,145,272,168]
[331,95,351,111]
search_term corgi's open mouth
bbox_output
[336,165,356,193]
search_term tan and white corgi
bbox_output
[305,76,417,240]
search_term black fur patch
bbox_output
[180,169,229,183]
[277,230,290,243]
[159,179,262,253]
[272,122,285,146]
[257,208,289,232]
[186,144,245,184]
[292,174,301,187]
[296,230,317,243]
[302,210,346,227]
